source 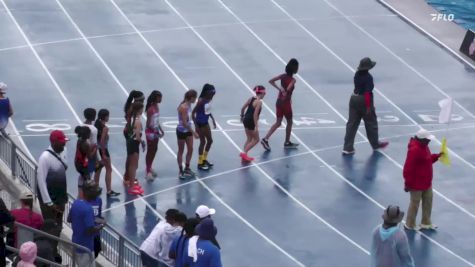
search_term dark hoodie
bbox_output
[403,138,440,191]
[194,219,222,267]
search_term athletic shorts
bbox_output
[145,128,160,144]
[176,129,192,140]
[195,122,209,128]
[243,118,255,131]
[276,100,293,119]
[126,139,140,155]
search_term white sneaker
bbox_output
[404,224,420,231]
[342,150,355,155]
[420,224,438,230]
[145,172,155,181]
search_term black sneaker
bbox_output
[203,160,214,167]
[261,138,271,151]
[107,190,121,197]
[178,171,187,180]
[284,141,299,148]
[197,163,210,171]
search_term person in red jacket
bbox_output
[403,129,442,230]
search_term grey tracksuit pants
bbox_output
[343,94,379,151]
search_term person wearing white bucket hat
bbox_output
[403,129,442,231]
[0,82,13,130]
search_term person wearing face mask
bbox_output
[403,129,442,231]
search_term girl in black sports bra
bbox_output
[239,86,266,162]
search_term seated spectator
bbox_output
[68,181,104,267]
[169,218,200,267]
[10,191,43,246]
[34,219,59,267]
[189,218,222,267]
[0,82,13,131]
[16,241,36,267]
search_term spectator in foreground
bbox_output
[0,198,14,267]
[158,212,186,266]
[17,241,37,267]
[0,82,13,131]
[69,181,104,267]
[140,209,180,267]
[190,218,222,267]
[371,205,414,267]
[195,205,220,249]
[36,129,69,258]
[10,191,43,247]
[169,218,200,267]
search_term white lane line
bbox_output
[55,0,304,264]
[265,0,475,220]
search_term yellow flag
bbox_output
[439,137,451,166]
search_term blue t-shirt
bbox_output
[88,197,102,237]
[192,239,222,267]
[0,98,10,129]
[170,236,190,267]
[70,199,95,252]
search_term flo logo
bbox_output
[431,13,455,21]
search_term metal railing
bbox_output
[0,130,144,267]
[13,221,94,266]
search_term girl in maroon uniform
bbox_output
[261,58,299,151]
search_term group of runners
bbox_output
[75,57,387,196]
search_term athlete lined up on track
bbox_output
[74,125,92,199]
[261,58,299,151]
[94,109,120,197]
[176,90,199,179]
[240,86,266,162]
[192,84,217,171]
[125,102,146,195]
[123,90,146,195]
[145,91,164,181]
[83,108,103,182]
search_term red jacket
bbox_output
[403,138,440,191]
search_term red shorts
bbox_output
[276,101,292,119]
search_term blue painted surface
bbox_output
[1,0,475,266]
[426,0,475,30]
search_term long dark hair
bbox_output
[124,90,144,116]
[199,84,216,100]
[285,58,299,76]
[74,126,91,141]
[130,102,144,117]
[145,90,162,111]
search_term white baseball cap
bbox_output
[416,129,435,140]
[195,205,216,218]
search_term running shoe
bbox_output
[403,224,420,231]
[178,171,187,180]
[284,141,299,148]
[342,150,355,155]
[260,138,271,151]
[240,152,254,162]
[151,169,158,178]
[132,182,144,194]
[374,141,389,151]
[184,168,196,178]
[197,163,210,171]
[128,186,143,195]
[145,172,155,181]
[203,160,214,167]
[107,190,121,197]
[420,224,438,230]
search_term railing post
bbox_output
[118,235,125,267]
[10,143,16,178]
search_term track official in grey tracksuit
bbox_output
[343,57,388,155]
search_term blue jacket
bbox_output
[191,239,222,267]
